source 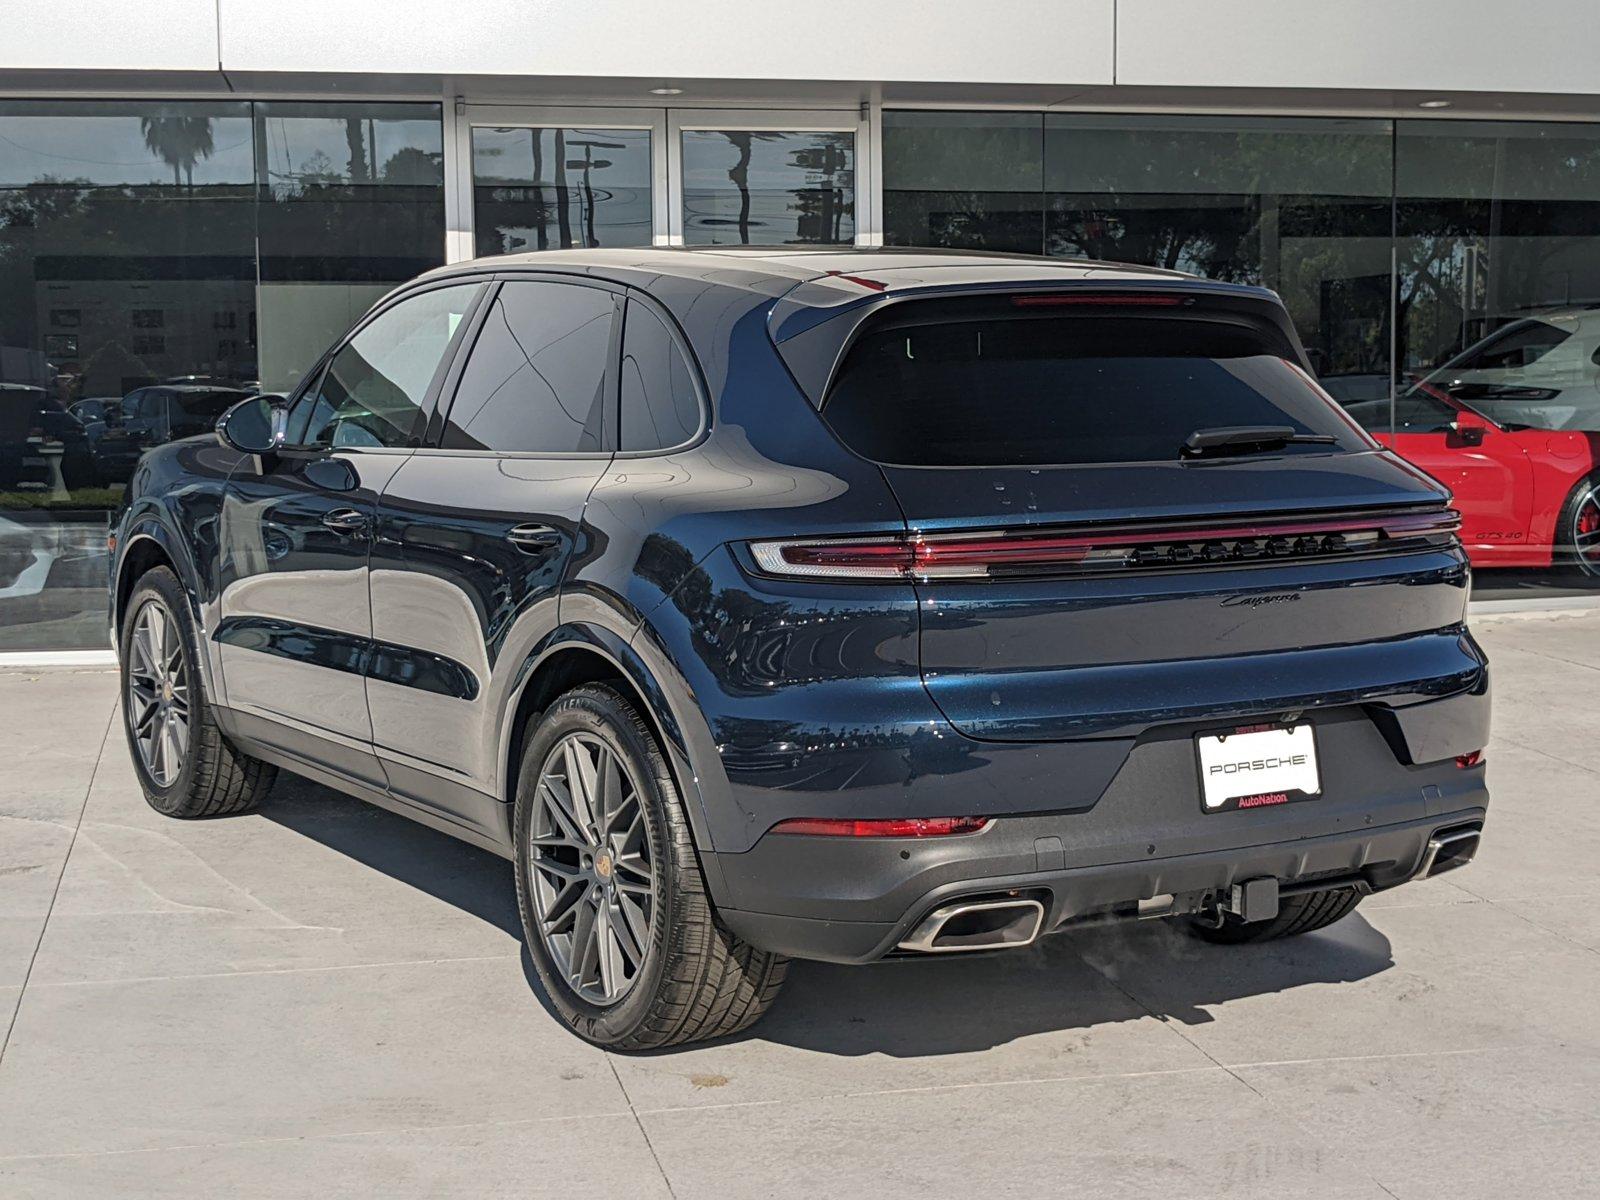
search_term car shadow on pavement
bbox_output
[746,914,1393,1058]
[261,771,522,938]
[261,772,1394,1059]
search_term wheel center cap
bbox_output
[594,852,613,878]
[160,680,174,702]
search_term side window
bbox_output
[290,283,481,449]
[619,300,702,452]
[121,390,145,421]
[1393,388,1459,434]
[440,280,614,454]
[139,389,168,420]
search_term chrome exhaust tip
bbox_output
[897,897,1045,954]
[1417,825,1483,879]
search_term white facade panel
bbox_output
[2,1,219,72]
[215,0,1114,87]
[1118,0,1600,95]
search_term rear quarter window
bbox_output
[821,300,1367,467]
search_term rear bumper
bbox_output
[716,796,1487,963]
[708,699,1489,962]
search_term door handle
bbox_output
[321,508,369,535]
[506,523,562,554]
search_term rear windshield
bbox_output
[822,308,1365,467]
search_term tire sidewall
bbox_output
[119,568,205,813]
[513,686,678,1045]
[1559,473,1600,577]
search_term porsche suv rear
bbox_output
[699,280,1490,963]
[113,249,1489,1050]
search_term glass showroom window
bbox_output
[882,111,1044,253]
[254,102,446,394]
[1395,120,1600,581]
[473,126,653,254]
[0,99,444,651]
[882,112,1394,426]
[0,99,255,650]
[680,130,853,245]
[1396,121,1600,399]
[1044,114,1395,426]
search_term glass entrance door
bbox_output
[670,110,859,246]
[465,106,666,255]
[665,110,857,246]
[460,105,866,257]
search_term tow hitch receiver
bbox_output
[1224,877,1280,924]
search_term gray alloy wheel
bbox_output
[1568,481,1600,577]
[126,597,191,787]
[527,731,656,1006]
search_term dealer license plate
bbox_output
[1196,724,1320,813]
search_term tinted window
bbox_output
[1393,388,1458,434]
[292,283,479,449]
[1452,320,1569,371]
[441,281,614,453]
[883,111,1044,254]
[619,301,700,451]
[823,306,1365,467]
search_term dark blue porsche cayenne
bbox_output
[109,249,1490,1048]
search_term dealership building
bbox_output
[4,0,1600,653]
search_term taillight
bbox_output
[748,509,1461,581]
[769,816,991,837]
[1456,750,1484,769]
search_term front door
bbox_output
[1379,388,1535,553]
[367,278,619,828]
[216,281,484,786]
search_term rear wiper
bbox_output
[1181,425,1338,459]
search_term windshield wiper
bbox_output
[1181,425,1338,459]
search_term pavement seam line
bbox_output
[634,1063,1228,1115]
[0,1108,643,1164]
[603,1055,678,1199]
[32,953,524,990]
[1225,1045,1513,1071]
[1485,639,1600,676]
[1478,897,1600,959]
[1495,739,1600,782]
[0,699,120,1069]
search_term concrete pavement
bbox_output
[2,612,1598,1198]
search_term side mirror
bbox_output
[1448,409,1491,447]
[216,396,286,469]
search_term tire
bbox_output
[119,566,277,818]
[1185,887,1363,945]
[1556,473,1600,578]
[513,683,787,1050]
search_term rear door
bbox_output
[367,277,618,828]
[815,291,1471,743]
[217,281,483,785]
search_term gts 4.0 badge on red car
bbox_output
[1196,724,1321,813]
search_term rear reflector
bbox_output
[748,509,1462,581]
[1011,293,1188,307]
[769,816,991,837]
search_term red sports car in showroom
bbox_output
[1365,311,1600,576]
